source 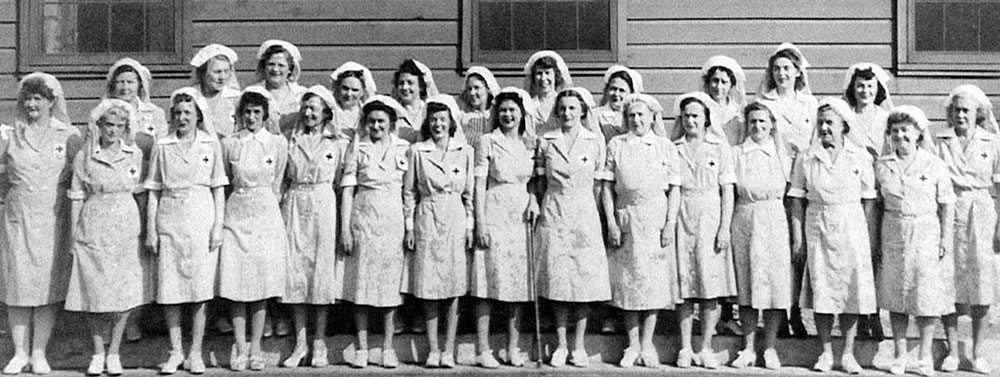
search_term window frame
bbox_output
[18,0,190,74]
[460,0,626,70]
[896,0,1000,75]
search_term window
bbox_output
[897,0,1000,73]
[19,0,188,73]
[461,0,625,68]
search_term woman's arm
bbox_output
[210,186,225,252]
[994,183,1000,253]
[601,180,620,248]
[863,198,881,263]
[462,148,476,250]
[716,145,736,252]
[790,197,807,264]
[716,183,734,252]
[145,190,159,253]
[474,176,489,249]
[939,202,955,258]
[663,185,680,248]
[402,147,417,251]
[339,186,355,255]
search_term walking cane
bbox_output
[525,218,543,368]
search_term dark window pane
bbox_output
[78,2,109,53]
[147,2,174,52]
[915,2,943,51]
[479,1,511,51]
[511,2,544,51]
[109,2,144,52]
[943,2,978,51]
[544,1,577,49]
[982,3,1000,52]
[579,0,610,50]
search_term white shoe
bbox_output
[731,350,756,368]
[889,357,906,375]
[569,350,589,368]
[105,355,123,376]
[549,347,567,367]
[86,355,105,376]
[478,351,500,369]
[3,354,28,375]
[762,348,781,370]
[619,347,639,367]
[381,350,399,369]
[159,351,184,375]
[350,349,368,369]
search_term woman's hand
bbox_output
[476,227,491,250]
[524,199,539,224]
[660,222,675,248]
[145,232,158,254]
[607,222,622,249]
[404,230,415,252]
[340,229,353,256]
[209,225,223,252]
[939,239,952,260]
[715,229,730,253]
[791,238,806,266]
[465,228,475,250]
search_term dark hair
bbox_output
[490,92,527,136]
[702,66,736,92]
[393,59,428,100]
[237,92,270,122]
[817,104,850,134]
[420,102,457,140]
[460,73,494,110]
[107,64,144,100]
[256,45,297,83]
[766,49,806,92]
[333,70,367,102]
[300,92,334,124]
[530,56,566,93]
[361,101,399,133]
[555,90,591,118]
[600,70,634,107]
[606,71,634,92]
[18,77,55,102]
[844,68,888,108]
[170,93,204,125]
[885,112,923,144]
[742,102,777,138]
[195,55,232,91]
[679,97,712,130]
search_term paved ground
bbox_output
[0,306,998,376]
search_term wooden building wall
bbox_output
[0,0,996,126]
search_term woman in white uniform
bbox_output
[144,88,228,374]
[788,98,878,374]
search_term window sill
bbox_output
[896,63,1000,78]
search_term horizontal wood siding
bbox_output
[621,0,989,123]
[0,0,995,126]
[191,1,457,21]
[0,0,15,124]
[628,0,892,19]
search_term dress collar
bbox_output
[541,126,599,140]
[936,126,996,141]
[237,127,272,144]
[739,138,777,156]
[414,137,467,152]
[158,129,215,145]
[674,131,724,145]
